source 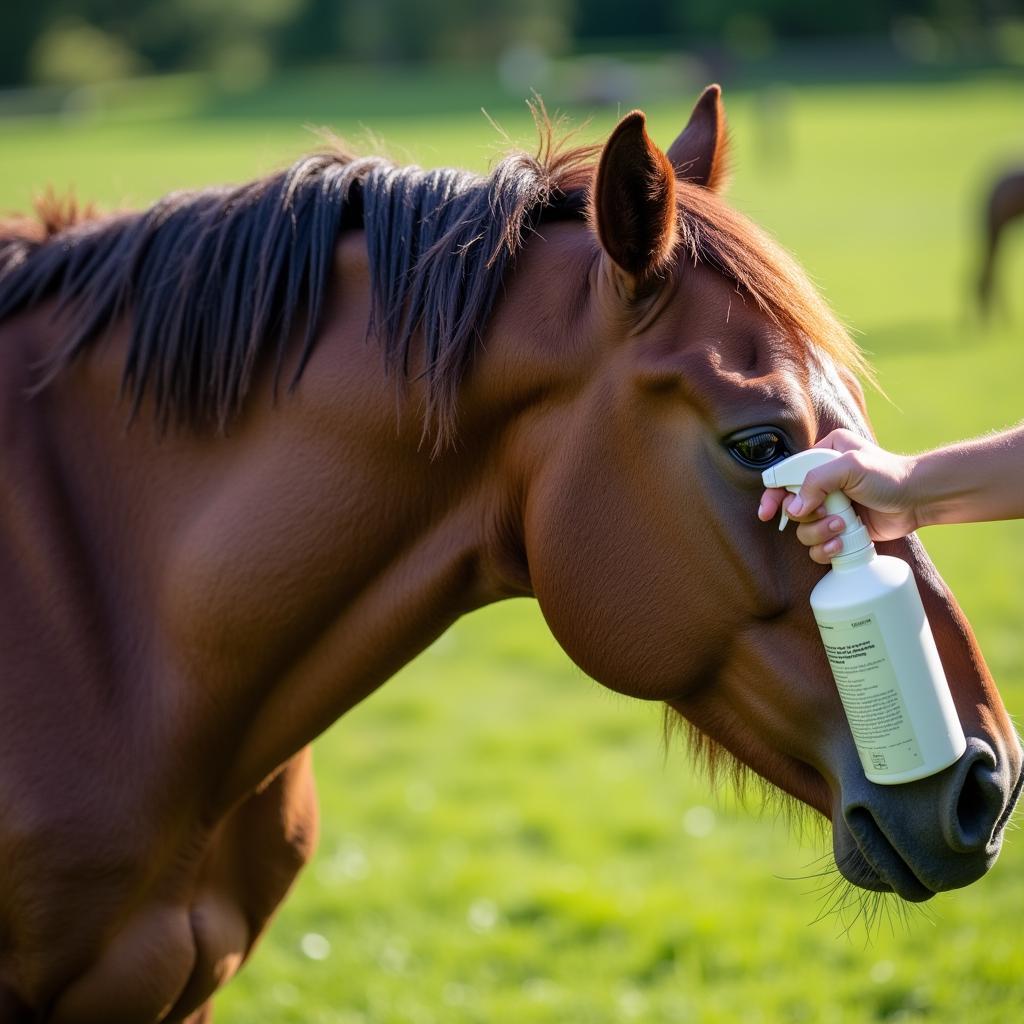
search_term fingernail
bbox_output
[788,497,803,515]
[829,518,844,532]
[824,539,842,554]
[757,499,767,518]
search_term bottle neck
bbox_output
[831,541,877,571]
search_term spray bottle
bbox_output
[762,448,966,784]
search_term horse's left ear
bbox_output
[666,84,729,190]
[592,110,677,288]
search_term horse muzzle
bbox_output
[831,734,1024,901]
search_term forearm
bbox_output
[909,423,1024,527]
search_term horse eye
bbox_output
[726,428,790,469]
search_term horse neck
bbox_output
[2,224,596,804]
[203,222,603,796]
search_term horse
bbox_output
[977,166,1024,318]
[0,85,1019,1023]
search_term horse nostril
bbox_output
[950,754,1005,853]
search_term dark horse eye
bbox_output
[726,427,790,469]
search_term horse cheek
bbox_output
[526,468,726,701]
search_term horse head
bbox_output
[521,86,1022,902]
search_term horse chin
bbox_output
[832,817,937,903]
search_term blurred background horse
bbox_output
[977,168,1024,319]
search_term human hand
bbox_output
[757,430,920,564]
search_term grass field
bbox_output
[3,66,1024,1023]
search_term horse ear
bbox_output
[592,110,677,286]
[666,84,729,190]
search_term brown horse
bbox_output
[977,167,1024,318]
[0,86,1019,1023]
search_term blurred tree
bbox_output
[30,17,143,86]
[276,0,347,64]
[329,0,571,63]
[3,0,1024,89]
[675,0,895,39]
[1,6,54,86]
[573,0,674,42]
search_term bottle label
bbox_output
[816,614,924,777]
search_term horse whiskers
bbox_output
[773,849,840,883]
[810,875,855,928]
[770,824,944,941]
[804,849,934,943]
[828,881,882,943]
[776,838,915,938]
[782,850,865,926]
[673,743,920,939]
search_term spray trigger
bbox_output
[761,449,872,561]
[777,484,800,531]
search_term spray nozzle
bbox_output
[761,449,872,559]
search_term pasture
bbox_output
[3,68,1023,1023]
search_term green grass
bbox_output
[4,67,1024,1024]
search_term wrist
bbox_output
[907,448,965,528]
[897,454,929,532]
[902,453,932,530]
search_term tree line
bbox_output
[3,0,1016,88]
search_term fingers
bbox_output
[760,431,871,523]
[795,515,845,547]
[797,516,846,563]
[758,491,845,561]
[779,492,828,524]
[759,496,843,562]
[807,541,840,565]
[760,490,835,527]
[813,428,870,454]
[759,430,874,564]
[757,487,787,521]
[787,453,861,518]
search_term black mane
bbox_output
[0,121,868,450]
[0,139,594,447]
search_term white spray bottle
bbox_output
[762,449,966,784]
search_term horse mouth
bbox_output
[837,809,936,903]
